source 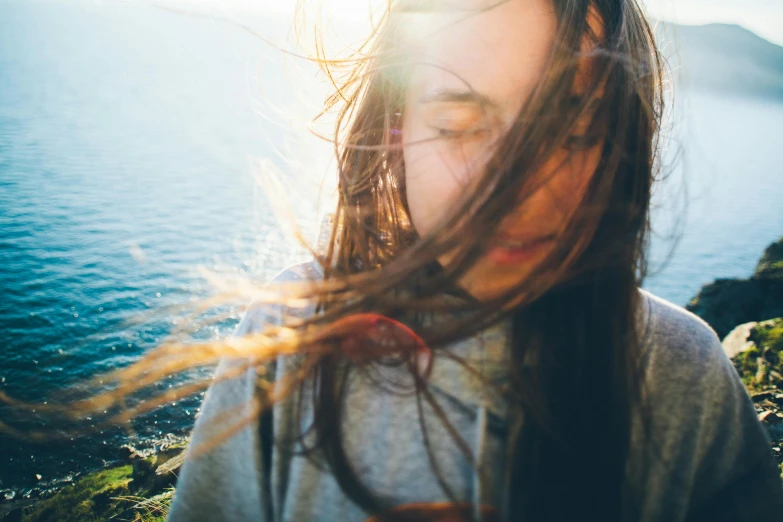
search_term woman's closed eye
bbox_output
[434,125,492,140]
[422,102,494,141]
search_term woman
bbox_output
[167,0,783,520]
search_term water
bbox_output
[1,0,782,495]
[644,91,783,302]
[0,0,326,494]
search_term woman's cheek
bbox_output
[404,137,492,238]
[535,144,602,216]
[404,143,460,237]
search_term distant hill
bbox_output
[655,22,783,99]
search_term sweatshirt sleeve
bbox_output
[167,300,276,522]
[631,295,783,522]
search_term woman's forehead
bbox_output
[399,0,556,115]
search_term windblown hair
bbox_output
[1,1,666,521]
[290,1,665,520]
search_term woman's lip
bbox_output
[488,235,554,265]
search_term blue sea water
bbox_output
[0,0,324,495]
[0,0,782,495]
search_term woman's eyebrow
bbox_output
[418,88,498,109]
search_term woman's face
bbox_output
[400,0,603,300]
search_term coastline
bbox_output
[0,438,187,522]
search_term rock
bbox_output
[729,318,783,393]
[117,445,138,463]
[686,236,783,339]
[126,444,187,494]
[755,236,783,280]
[759,411,782,424]
[2,506,22,522]
[756,357,770,383]
[767,424,783,445]
[153,446,186,491]
[686,278,783,339]
[751,391,775,402]
[21,488,39,500]
[723,321,758,358]
[154,445,185,469]
[156,452,185,478]
[129,454,155,493]
[0,497,40,521]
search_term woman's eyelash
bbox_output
[436,128,460,138]
[433,126,490,140]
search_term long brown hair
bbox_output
[2,1,665,520]
[291,0,664,520]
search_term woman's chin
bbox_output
[436,246,552,302]
[457,262,535,303]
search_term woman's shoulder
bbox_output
[235,260,323,335]
[268,260,325,283]
[631,289,783,520]
[636,287,726,371]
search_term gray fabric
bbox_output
[168,262,783,522]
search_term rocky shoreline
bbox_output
[2,236,782,522]
[0,439,187,522]
[726,318,783,466]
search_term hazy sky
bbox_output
[644,0,783,45]
[149,0,783,46]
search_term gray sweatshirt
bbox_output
[167,262,783,522]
